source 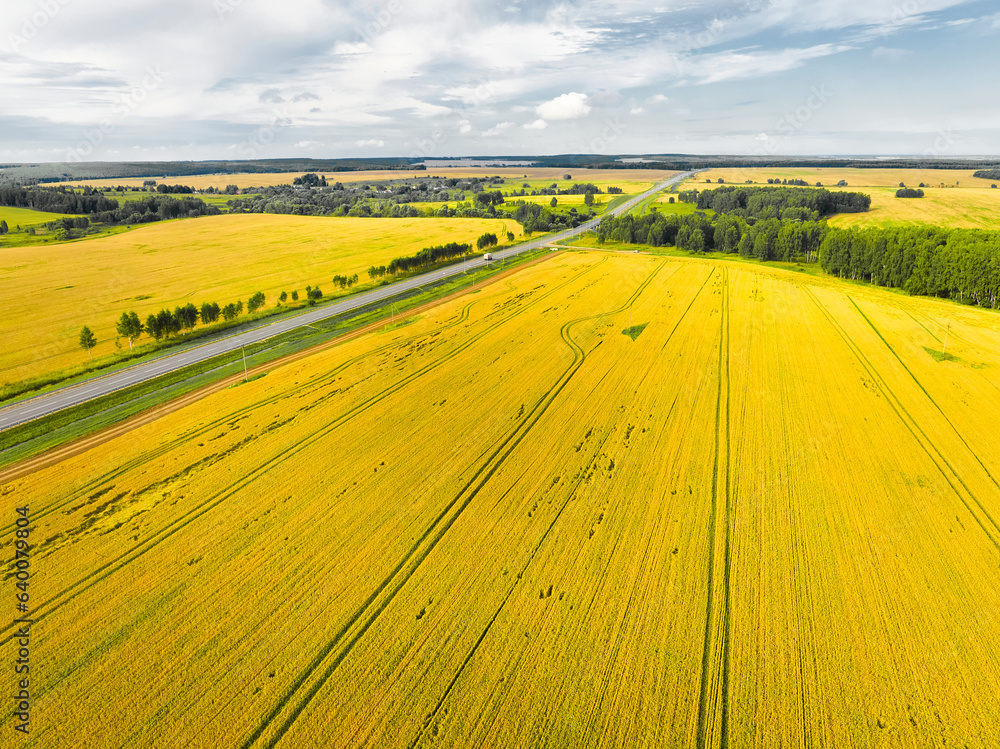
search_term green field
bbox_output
[0,206,83,228]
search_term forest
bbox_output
[0,185,117,214]
[0,186,221,227]
[679,185,871,220]
[596,188,1000,309]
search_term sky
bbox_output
[1,0,998,162]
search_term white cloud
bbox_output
[482,122,514,137]
[0,0,992,159]
[692,44,854,85]
[537,92,591,120]
[872,46,911,61]
[755,133,770,141]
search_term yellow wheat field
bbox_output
[2,252,1000,747]
[686,168,1000,229]
[62,168,678,193]
[825,186,1000,230]
[0,214,521,384]
[689,167,995,190]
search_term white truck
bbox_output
[483,253,494,261]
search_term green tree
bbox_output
[115,311,143,350]
[0,220,8,234]
[248,291,266,313]
[477,232,498,251]
[291,290,299,301]
[279,291,288,303]
[221,303,239,321]
[145,313,161,340]
[176,303,199,330]
[201,302,221,324]
[79,326,97,359]
[584,192,594,207]
[550,197,558,208]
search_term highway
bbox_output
[0,171,695,432]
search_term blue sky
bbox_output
[1,0,997,162]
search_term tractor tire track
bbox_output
[802,288,1000,554]
[1,261,607,644]
[406,262,692,749]
[240,261,667,749]
[696,268,732,749]
[405,421,622,749]
[849,297,1000,495]
[0,301,479,532]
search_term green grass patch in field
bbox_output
[229,372,268,388]
[622,323,649,341]
[0,206,85,227]
[923,346,960,363]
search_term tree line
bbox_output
[385,242,471,275]
[597,211,826,262]
[595,189,1000,309]
[82,275,357,358]
[820,226,1000,307]
[89,195,221,226]
[974,170,1000,181]
[0,186,117,214]
[679,185,871,221]
[0,187,221,228]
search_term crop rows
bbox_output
[3,252,1000,747]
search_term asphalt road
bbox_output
[0,171,695,432]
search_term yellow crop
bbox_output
[686,168,1000,229]
[0,215,521,384]
[62,168,677,193]
[3,251,999,747]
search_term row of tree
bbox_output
[974,170,1000,180]
[89,195,221,226]
[0,186,117,214]
[386,242,472,275]
[595,200,1000,308]
[820,226,1000,307]
[679,185,872,220]
[597,211,827,262]
[108,290,273,350]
